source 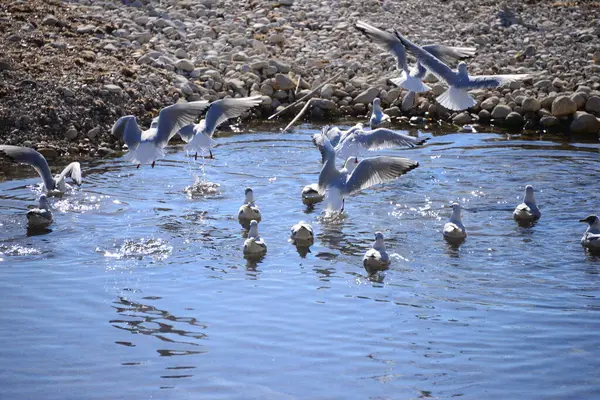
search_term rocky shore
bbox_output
[1,0,599,162]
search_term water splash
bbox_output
[0,244,42,257]
[99,238,173,262]
[183,175,221,199]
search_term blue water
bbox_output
[1,127,599,399]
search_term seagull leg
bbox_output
[136,164,140,169]
[209,150,214,159]
[341,199,345,212]
[151,161,155,168]
[194,152,198,161]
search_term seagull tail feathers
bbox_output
[436,86,476,111]
[390,71,430,93]
[124,142,165,165]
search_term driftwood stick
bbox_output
[281,98,318,132]
[295,74,302,95]
[268,70,344,120]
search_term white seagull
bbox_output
[0,145,82,195]
[333,127,427,161]
[243,220,267,256]
[356,21,476,93]
[313,131,419,212]
[443,203,467,242]
[513,185,541,223]
[27,194,53,228]
[322,123,364,147]
[290,221,314,246]
[580,215,600,253]
[301,183,324,205]
[179,96,263,159]
[238,187,261,226]
[394,30,530,111]
[363,232,391,275]
[369,98,391,129]
[111,101,210,168]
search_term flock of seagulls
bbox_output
[0,21,597,274]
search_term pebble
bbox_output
[453,112,472,125]
[64,127,78,140]
[274,74,295,91]
[175,59,195,72]
[354,87,379,104]
[551,96,577,117]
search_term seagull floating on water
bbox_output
[243,220,267,256]
[27,194,53,228]
[0,145,82,195]
[356,21,476,93]
[179,96,263,159]
[394,30,530,111]
[369,98,391,129]
[301,183,325,205]
[443,203,467,242]
[313,131,419,212]
[363,232,391,275]
[290,221,314,246]
[112,101,210,168]
[513,185,541,223]
[333,127,427,161]
[580,215,600,253]
[238,187,261,227]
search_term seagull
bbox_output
[394,30,530,111]
[27,194,53,228]
[333,127,427,161]
[290,221,314,246]
[301,183,324,205]
[363,232,391,275]
[238,187,261,226]
[111,101,210,168]
[243,220,267,256]
[312,131,419,212]
[580,215,600,253]
[513,185,541,223]
[180,96,263,159]
[369,98,391,129]
[0,145,82,195]
[322,123,364,147]
[355,21,476,93]
[443,203,467,242]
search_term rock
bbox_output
[320,84,335,99]
[491,104,512,119]
[452,112,472,125]
[552,77,565,90]
[65,127,78,140]
[385,106,401,118]
[77,25,96,34]
[481,96,500,111]
[87,126,101,139]
[478,109,491,121]
[273,74,295,90]
[540,115,560,128]
[353,87,379,104]
[521,97,541,113]
[260,83,274,96]
[37,148,58,160]
[314,99,337,111]
[269,60,290,74]
[431,84,446,96]
[570,93,587,110]
[42,15,60,26]
[534,80,552,90]
[269,34,285,44]
[541,93,557,110]
[103,84,122,94]
[175,59,195,72]
[585,96,600,116]
[81,50,96,61]
[505,112,524,126]
[353,103,367,115]
[570,112,600,134]
[175,48,187,59]
[401,91,416,112]
[551,96,577,117]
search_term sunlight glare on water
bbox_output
[0,127,599,399]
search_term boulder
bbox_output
[491,104,512,119]
[452,112,472,125]
[585,96,600,116]
[570,112,600,134]
[353,87,379,104]
[551,96,577,117]
[521,97,541,113]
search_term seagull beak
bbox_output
[354,157,358,164]
[579,218,587,223]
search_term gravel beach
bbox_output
[1,0,599,161]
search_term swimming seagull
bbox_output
[394,30,530,111]
[0,145,82,195]
[180,96,263,159]
[243,220,267,256]
[301,183,324,205]
[513,185,541,223]
[363,232,391,275]
[290,221,314,246]
[111,101,210,168]
[579,215,600,253]
[355,21,476,93]
[27,194,53,228]
[369,98,391,129]
[443,203,467,242]
[333,127,428,161]
[312,131,419,212]
[238,187,261,227]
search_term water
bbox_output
[1,127,599,399]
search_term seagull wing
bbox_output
[177,124,196,143]
[312,132,339,194]
[356,21,407,70]
[394,30,458,85]
[422,44,477,65]
[0,145,55,190]
[355,128,428,150]
[344,156,419,196]
[203,96,263,137]
[154,101,210,148]
[57,162,82,185]
[112,115,143,150]
[466,74,531,89]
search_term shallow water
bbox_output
[1,127,599,399]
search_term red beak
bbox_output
[354,158,358,164]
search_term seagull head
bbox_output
[449,203,463,221]
[524,185,536,203]
[457,61,468,76]
[248,220,259,238]
[39,194,49,210]
[374,231,385,248]
[579,215,599,226]
[244,187,255,203]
